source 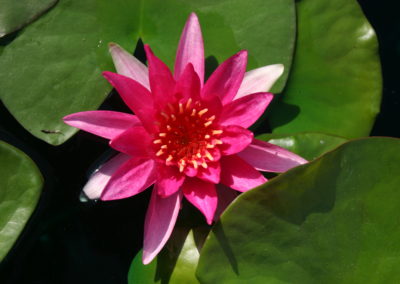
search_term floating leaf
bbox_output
[269,0,382,138]
[197,137,400,283]
[0,141,43,261]
[0,0,58,37]
[0,0,295,145]
[257,132,347,160]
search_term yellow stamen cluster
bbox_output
[153,98,223,172]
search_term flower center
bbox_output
[153,98,223,172]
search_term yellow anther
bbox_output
[204,134,211,139]
[153,139,162,144]
[191,109,197,116]
[161,145,168,149]
[161,112,169,120]
[201,162,208,169]
[198,108,208,117]
[207,115,216,121]
[156,149,164,156]
[204,121,212,127]
[186,98,192,110]
[171,114,177,121]
[206,144,215,149]
[196,153,202,158]
[205,151,214,161]
[166,155,173,162]
[179,164,184,172]
[192,160,198,169]
[159,133,167,137]
[179,103,184,114]
[215,139,223,145]
[212,130,223,135]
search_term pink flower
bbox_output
[64,13,307,264]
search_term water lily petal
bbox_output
[63,110,141,140]
[174,63,201,102]
[174,12,204,85]
[144,44,176,108]
[214,184,238,222]
[101,158,156,200]
[220,155,267,192]
[83,153,131,200]
[202,50,247,105]
[197,161,221,184]
[109,42,150,90]
[219,125,253,155]
[102,72,156,132]
[156,164,185,197]
[235,64,284,100]
[182,178,217,225]
[110,126,153,158]
[220,92,273,128]
[143,189,182,265]
[238,139,308,172]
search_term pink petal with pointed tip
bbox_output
[174,13,205,85]
[63,111,141,140]
[156,164,185,197]
[202,50,247,105]
[142,189,182,264]
[109,126,152,158]
[213,185,238,222]
[101,157,156,200]
[219,125,253,155]
[102,72,156,132]
[109,43,150,90]
[220,155,267,192]
[220,92,273,128]
[235,64,284,100]
[196,161,221,184]
[144,45,176,108]
[83,153,131,200]
[238,139,308,172]
[182,178,217,225]
[174,63,201,102]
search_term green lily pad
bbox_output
[0,141,43,261]
[197,137,400,283]
[269,0,382,138]
[128,229,202,284]
[257,132,347,160]
[0,0,295,145]
[0,0,58,38]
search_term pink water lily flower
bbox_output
[64,13,307,264]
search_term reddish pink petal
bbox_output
[142,189,182,264]
[235,64,284,100]
[102,72,156,132]
[63,111,140,140]
[220,92,273,128]
[108,43,150,90]
[202,50,247,105]
[238,139,308,172]
[144,45,175,108]
[174,63,201,102]
[101,158,156,200]
[196,161,221,184]
[156,164,185,197]
[220,155,267,192]
[83,154,130,199]
[219,125,253,155]
[182,178,217,225]
[174,13,204,85]
[213,185,238,222]
[109,126,152,158]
